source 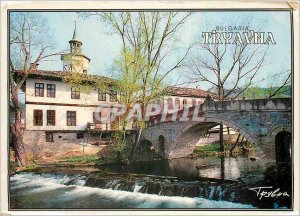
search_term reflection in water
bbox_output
[221,156,225,181]
[98,156,267,181]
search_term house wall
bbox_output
[22,130,105,162]
[25,104,113,130]
[25,78,118,131]
[61,54,90,73]
[26,78,118,105]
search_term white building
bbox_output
[159,87,216,111]
[24,73,119,132]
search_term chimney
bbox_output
[30,63,39,71]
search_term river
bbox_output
[9,156,291,209]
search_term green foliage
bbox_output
[194,143,232,153]
[239,85,291,99]
[96,151,123,165]
[63,72,111,94]
[62,54,82,68]
[21,163,40,171]
[111,131,127,154]
[61,155,98,163]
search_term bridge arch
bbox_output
[270,125,292,163]
[168,116,266,159]
[139,139,154,154]
[275,131,292,163]
[158,135,165,157]
[270,125,292,137]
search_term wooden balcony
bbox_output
[86,122,137,132]
[86,122,109,131]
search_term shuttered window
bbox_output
[47,84,56,98]
[47,110,55,126]
[71,87,80,99]
[35,83,44,97]
[33,110,43,126]
[67,111,76,126]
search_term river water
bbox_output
[10,156,288,209]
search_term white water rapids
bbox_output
[10,173,254,209]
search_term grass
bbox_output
[23,164,39,170]
[60,153,126,166]
[61,155,98,163]
[16,163,40,172]
[192,142,256,157]
[194,143,232,153]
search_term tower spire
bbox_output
[62,20,90,74]
[69,21,82,54]
[72,21,77,40]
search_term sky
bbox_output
[11,11,292,91]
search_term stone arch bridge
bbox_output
[140,96,292,161]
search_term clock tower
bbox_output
[61,22,90,74]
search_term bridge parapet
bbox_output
[203,96,291,112]
[147,97,292,127]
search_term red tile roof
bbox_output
[14,70,114,83]
[14,70,217,98]
[166,86,218,98]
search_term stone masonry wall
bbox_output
[23,131,103,162]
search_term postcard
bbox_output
[0,0,299,215]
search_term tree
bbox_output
[267,69,291,98]
[235,68,291,99]
[9,13,61,166]
[84,12,193,160]
[187,42,268,100]
[186,37,268,152]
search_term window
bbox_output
[33,110,43,126]
[175,98,180,109]
[192,99,196,106]
[183,99,188,107]
[167,98,173,109]
[35,83,44,97]
[77,132,84,139]
[71,87,80,99]
[47,110,55,126]
[98,90,106,101]
[45,132,54,142]
[47,84,56,98]
[109,90,118,102]
[67,111,76,126]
